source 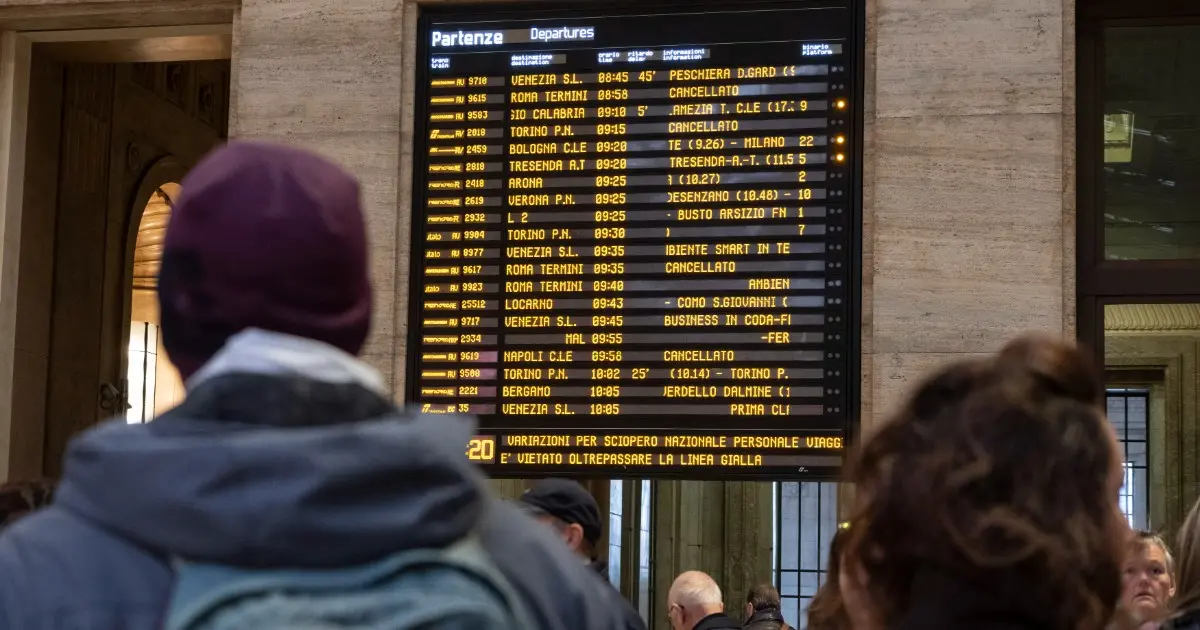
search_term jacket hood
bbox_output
[53,330,486,567]
[187,327,387,395]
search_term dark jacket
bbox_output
[589,559,648,630]
[744,607,788,630]
[0,331,632,630]
[695,612,742,630]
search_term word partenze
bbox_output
[431,26,596,47]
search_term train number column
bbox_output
[417,74,506,417]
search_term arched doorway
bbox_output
[125,183,184,423]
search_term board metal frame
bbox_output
[407,0,865,480]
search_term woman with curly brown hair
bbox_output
[840,334,1130,630]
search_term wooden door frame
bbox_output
[0,21,232,479]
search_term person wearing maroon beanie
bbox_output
[0,142,635,630]
[157,141,372,381]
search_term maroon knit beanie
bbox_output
[158,142,372,381]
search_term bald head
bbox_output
[668,571,724,630]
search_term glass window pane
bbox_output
[637,480,652,623]
[608,479,622,587]
[1103,26,1200,260]
[774,482,839,629]
[780,597,800,630]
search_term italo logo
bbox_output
[431,30,505,47]
[529,26,595,42]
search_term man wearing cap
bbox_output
[0,142,633,630]
[521,479,649,630]
[520,479,605,568]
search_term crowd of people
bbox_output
[0,141,1199,629]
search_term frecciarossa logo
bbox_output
[431,26,595,47]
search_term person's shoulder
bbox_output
[0,505,88,571]
[616,595,648,630]
[694,612,742,630]
[476,498,631,630]
[0,506,171,630]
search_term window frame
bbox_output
[1076,5,1200,357]
[1077,2,1200,531]
[773,481,841,628]
[1079,295,1200,365]
[1106,387,1152,530]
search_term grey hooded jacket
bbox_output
[0,330,632,630]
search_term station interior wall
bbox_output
[0,0,1078,621]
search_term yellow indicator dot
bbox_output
[836,136,846,144]
[835,100,847,109]
[835,154,846,162]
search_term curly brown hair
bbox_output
[842,334,1126,630]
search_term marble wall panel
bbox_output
[1060,0,1076,340]
[232,0,404,385]
[865,0,1069,431]
[871,113,1064,354]
[874,0,1063,118]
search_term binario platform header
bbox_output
[413,1,863,480]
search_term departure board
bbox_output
[409,1,862,480]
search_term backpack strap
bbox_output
[166,535,535,630]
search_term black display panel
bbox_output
[410,0,863,479]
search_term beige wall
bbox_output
[867,0,1075,429]
[231,0,407,388]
